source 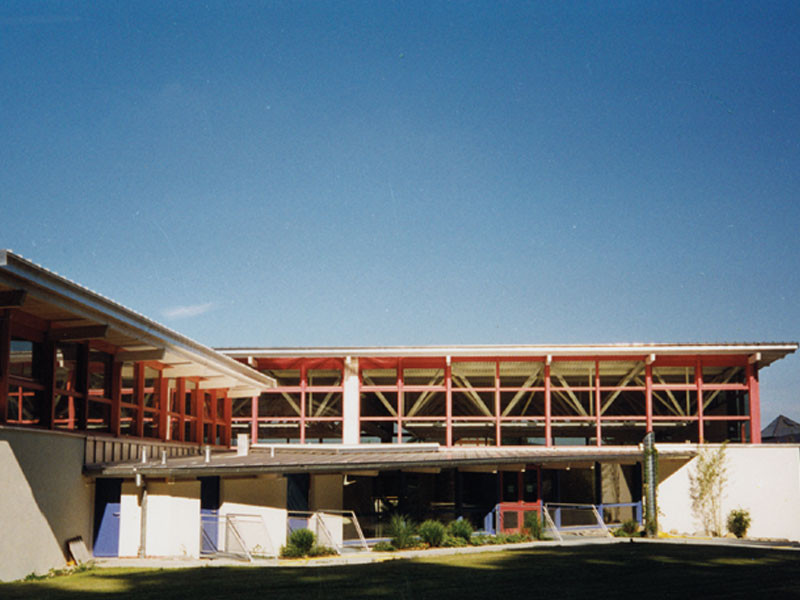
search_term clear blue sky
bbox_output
[1,2,798,423]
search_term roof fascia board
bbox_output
[0,251,274,391]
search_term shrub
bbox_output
[418,519,446,547]
[441,534,468,547]
[279,544,307,558]
[448,518,473,542]
[389,514,417,549]
[308,545,338,557]
[524,511,545,540]
[617,519,640,537]
[727,509,752,539]
[288,528,315,554]
[494,532,510,544]
[372,541,396,552]
[470,534,492,546]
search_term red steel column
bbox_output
[78,343,89,431]
[135,363,145,438]
[223,391,232,447]
[176,377,186,442]
[544,362,552,447]
[397,359,403,444]
[495,361,501,446]
[747,362,762,443]
[158,373,169,441]
[0,310,8,423]
[250,395,258,443]
[445,359,453,447]
[299,363,307,444]
[595,360,601,447]
[645,362,653,433]
[696,360,704,444]
[110,361,122,437]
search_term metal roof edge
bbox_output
[0,250,274,391]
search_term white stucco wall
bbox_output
[220,475,287,555]
[0,428,93,581]
[144,481,201,558]
[658,445,800,540]
[119,481,141,557]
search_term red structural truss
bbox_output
[233,353,762,447]
[0,309,232,447]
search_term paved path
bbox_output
[93,535,799,571]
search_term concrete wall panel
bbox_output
[659,446,800,540]
[0,428,93,581]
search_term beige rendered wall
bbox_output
[144,481,200,558]
[0,428,93,581]
[658,445,800,540]
[220,475,287,555]
[310,474,343,511]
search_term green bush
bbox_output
[494,532,510,544]
[389,514,417,549]
[447,518,473,542]
[288,528,315,554]
[441,534,468,547]
[524,511,545,540]
[418,519,446,547]
[279,544,307,558]
[727,509,752,538]
[308,545,338,557]
[470,534,492,546]
[372,540,396,552]
[613,519,641,537]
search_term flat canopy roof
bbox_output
[0,250,274,396]
[86,443,698,479]
[219,342,798,369]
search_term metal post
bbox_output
[643,431,658,536]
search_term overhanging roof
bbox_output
[219,342,798,369]
[86,444,698,479]
[0,250,274,396]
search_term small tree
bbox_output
[689,443,728,536]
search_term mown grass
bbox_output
[2,543,800,599]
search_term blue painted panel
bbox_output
[94,502,120,557]
[201,509,218,554]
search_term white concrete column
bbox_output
[342,356,360,444]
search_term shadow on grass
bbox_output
[3,544,800,600]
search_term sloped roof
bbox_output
[762,415,800,439]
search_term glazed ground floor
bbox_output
[3,427,800,581]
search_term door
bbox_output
[93,478,122,557]
[200,476,221,554]
[287,473,311,532]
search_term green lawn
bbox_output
[3,543,800,599]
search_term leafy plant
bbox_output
[288,528,316,554]
[447,518,473,542]
[418,519,446,547]
[612,519,641,537]
[308,545,338,557]
[279,544,307,558]
[524,511,545,540]
[727,509,752,539]
[441,534,468,547]
[372,540,395,552]
[689,443,728,536]
[389,514,417,549]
